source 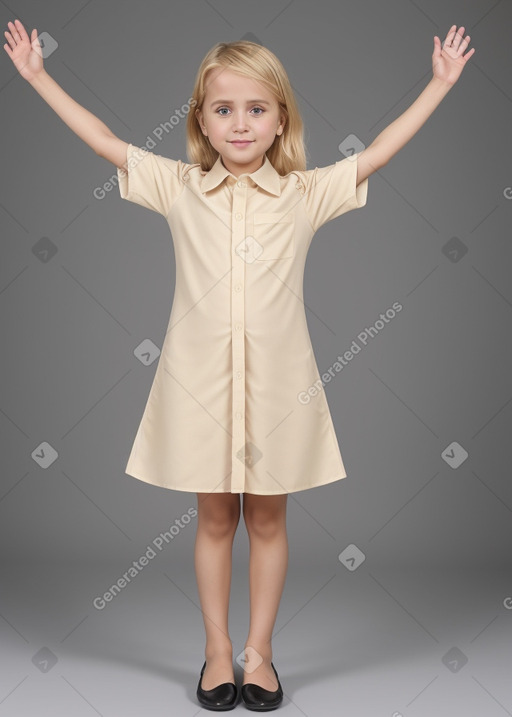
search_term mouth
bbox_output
[229,140,254,146]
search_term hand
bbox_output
[432,24,475,86]
[3,19,44,82]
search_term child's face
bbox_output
[195,67,286,176]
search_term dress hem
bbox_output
[124,467,347,495]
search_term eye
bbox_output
[215,106,266,116]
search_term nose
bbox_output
[232,109,249,132]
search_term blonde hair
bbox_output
[186,40,307,175]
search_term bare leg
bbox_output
[194,491,240,689]
[241,493,288,690]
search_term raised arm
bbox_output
[3,18,128,170]
[356,24,475,185]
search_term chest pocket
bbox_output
[252,213,294,261]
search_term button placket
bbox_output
[231,179,247,492]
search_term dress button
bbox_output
[235,322,243,331]
[236,371,242,379]
[237,180,246,188]
[235,283,242,292]
[235,412,243,420]
[235,212,243,220]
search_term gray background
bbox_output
[1,1,511,715]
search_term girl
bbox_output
[4,20,474,712]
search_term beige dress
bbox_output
[117,143,368,494]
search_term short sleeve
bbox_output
[117,143,185,217]
[301,152,368,232]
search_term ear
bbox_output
[195,108,206,134]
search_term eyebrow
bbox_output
[210,99,271,107]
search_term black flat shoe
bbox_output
[241,662,283,711]
[196,660,239,711]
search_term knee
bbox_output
[243,506,284,540]
[199,505,240,539]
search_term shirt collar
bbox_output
[200,153,281,196]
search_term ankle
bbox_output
[205,641,233,659]
[242,642,273,669]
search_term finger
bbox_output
[442,28,457,52]
[31,28,42,53]
[444,24,457,45]
[7,20,23,45]
[458,34,471,54]
[3,42,13,58]
[15,19,30,42]
[8,20,21,37]
[432,36,441,59]
[4,27,17,50]
[463,46,475,61]
[452,26,465,50]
